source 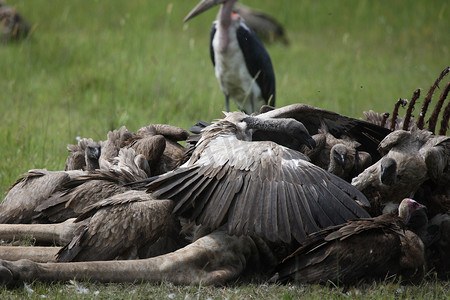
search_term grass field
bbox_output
[0,0,449,298]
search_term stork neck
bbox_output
[218,0,235,28]
[217,0,236,53]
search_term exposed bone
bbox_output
[440,97,450,136]
[417,67,450,129]
[429,81,450,134]
[402,89,420,131]
[381,112,390,128]
[391,98,408,131]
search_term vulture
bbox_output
[0,169,86,224]
[0,1,30,43]
[352,128,450,214]
[303,124,372,181]
[187,104,391,163]
[256,104,391,162]
[34,148,150,223]
[56,190,181,262]
[130,124,189,175]
[139,111,372,245]
[426,213,450,279]
[272,198,427,285]
[64,138,101,171]
[98,126,135,169]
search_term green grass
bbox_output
[0,0,449,297]
[0,279,449,300]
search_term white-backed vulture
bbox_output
[256,104,391,162]
[0,169,86,224]
[186,104,390,163]
[65,138,101,171]
[426,213,450,279]
[56,190,180,262]
[98,126,135,169]
[139,111,371,244]
[33,148,150,224]
[304,125,372,181]
[352,128,450,214]
[0,200,422,286]
[129,124,189,175]
[272,198,426,285]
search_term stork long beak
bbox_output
[184,0,225,22]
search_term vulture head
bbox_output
[380,157,397,186]
[398,198,427,227]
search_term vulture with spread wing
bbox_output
[139,111,372,244]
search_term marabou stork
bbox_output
[184,0,276,114]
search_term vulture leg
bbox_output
[0,246,59,263]
[0,231,264,286]
[0,218,77,246]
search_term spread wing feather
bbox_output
[145,138,369,243]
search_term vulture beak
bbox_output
[380,157,397,186]
[334,152,345,167]
[92,147,101,159]
[184,0,226,22]
[302,135,317,150]
[243,116,316,150]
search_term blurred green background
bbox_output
[1,0,449,194]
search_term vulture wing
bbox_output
[274,214,409,284]
[146,136,370,244]
[57,190,175,262]
[258,104,392,160]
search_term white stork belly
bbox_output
[213,26,263,113]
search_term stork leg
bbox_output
[0,218,78,246]
[250,94,255,114]
[225,94,230,112]
[0,231,266,286]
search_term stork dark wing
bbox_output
[236,23,276,106]
[209,21,217,67]
[145,137,369,244]
[258,104,392,160]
